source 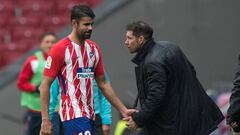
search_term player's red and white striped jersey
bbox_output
[44,37,104,121]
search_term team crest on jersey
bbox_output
[77,67,94,79]
[45,56,52,69]
[89,51,94,59]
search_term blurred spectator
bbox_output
[48,78,63,135]
[16,32,57,135]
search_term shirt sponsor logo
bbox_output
[45,56,52,69]
[77,67,94,79]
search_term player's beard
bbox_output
[77,30,92,41]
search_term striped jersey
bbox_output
[44,37,104,122]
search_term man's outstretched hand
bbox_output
[122,109,138,118]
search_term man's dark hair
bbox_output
[126,21,153,40]
[70,5,95,22]
[40,32,56,41]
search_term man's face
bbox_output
[125,31,143,54]
[75,16,94,40]
[40,35,57,54]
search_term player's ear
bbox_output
[71,19,78,28]
[138,35,145,45]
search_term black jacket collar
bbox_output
[131,38,155,65]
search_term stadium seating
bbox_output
[0,0,102,69]
[19,1,54,16]
[0,1,14,16]
[42,15,69,32]
[0,29,8,44]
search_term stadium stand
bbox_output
[0,0,101,69]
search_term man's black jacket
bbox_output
[227,55,240,132]
[131,39,224,135]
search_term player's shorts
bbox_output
[62,117,94,135]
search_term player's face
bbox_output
[40,35,57,54]
[76,17,94,40]
[125,31,143,54]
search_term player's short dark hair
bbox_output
[126,21,153,40]
[40,32,56,41]
[70,5,95,22]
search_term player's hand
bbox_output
[122,109,138,118]
[102,124,110,135]
[126,116,138,130]
[40,119,53,135]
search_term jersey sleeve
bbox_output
[94,44,105,76]
[44,44,65,78]
[17,56,37,92]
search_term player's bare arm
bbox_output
[39,75,55,135]
[95,75,137,118]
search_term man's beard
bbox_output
[77,30,92,40]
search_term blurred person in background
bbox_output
[16,32,57,135]
[227,55,240,135]
[40,5,134,135]
[48,78,63,135]
[123,21,224,135]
